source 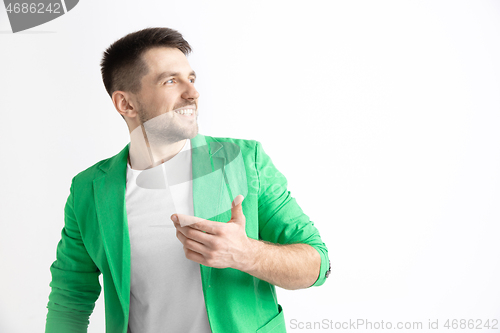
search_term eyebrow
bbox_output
[155,70,197,83]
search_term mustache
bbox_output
[172,102,197,110]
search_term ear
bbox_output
[112,90,138,119]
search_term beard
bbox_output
[136,99,199,146]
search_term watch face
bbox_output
[325,260,331,278]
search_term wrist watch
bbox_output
[325,260,331,278]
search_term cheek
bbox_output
[146,93,172,110]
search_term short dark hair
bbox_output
[100,27,192,104]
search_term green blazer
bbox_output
[45,133,330,333]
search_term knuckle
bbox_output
[185,239,194,249]
[187,228,197,238]
[211,239,221,250]
[205,251,216,261]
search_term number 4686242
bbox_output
[5,3,61,14]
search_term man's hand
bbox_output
[171,194,321,290]
[171,195,254,270]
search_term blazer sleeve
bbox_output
[45,177,102,333]
[255,141,330,287]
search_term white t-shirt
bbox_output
[125,139,212,333]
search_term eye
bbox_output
[189,78,196,83]
[165,79,174,84]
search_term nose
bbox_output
[181,82,200,100]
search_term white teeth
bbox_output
[175,109,194,115]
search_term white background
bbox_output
[1,0,499,332]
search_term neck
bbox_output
[127,125,187,170]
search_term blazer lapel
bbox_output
[191,136,248,222]
[191,136,227,222]
[191,135,249,221]
[93,144,130,315]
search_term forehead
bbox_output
[141,47,192,76]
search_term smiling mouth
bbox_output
[173,106,196,117]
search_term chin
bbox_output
[189,128,199,138]
[184,125,199,139]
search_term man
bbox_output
[45,27,330,333]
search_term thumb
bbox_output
[230,195,245,223]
